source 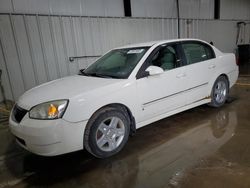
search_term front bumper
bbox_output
[9,111,88,156]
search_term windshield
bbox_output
[82,47,149,79]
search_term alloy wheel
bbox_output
[95,117,125,152]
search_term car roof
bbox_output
[115,38,208,49]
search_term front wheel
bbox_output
[84,107,130,158]
[209,76,229,108]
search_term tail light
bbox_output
[236,58,239,65]
[235,56,239,65]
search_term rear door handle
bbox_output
[209,64,216,69]
[176,73,186,78]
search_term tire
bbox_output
[209,76,229,108]
[84,107,130,158]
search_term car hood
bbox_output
[17,75,124,110]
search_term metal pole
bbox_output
[176,0,180,38]
[0,70,7,109]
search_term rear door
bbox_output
[181,41,216,105]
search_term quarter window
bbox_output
[182,43,215,64]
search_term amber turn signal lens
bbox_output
[48,104,58,117]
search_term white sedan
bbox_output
[9,39,238,158]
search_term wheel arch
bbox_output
[219,73,230,87]
[209,73,230,97]
[208,73,230,107]
[86,103,136,136]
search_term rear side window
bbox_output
[182,43,215,65]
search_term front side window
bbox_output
[149,45,180,71]
[83,47,149,79]
[182,43,215,65]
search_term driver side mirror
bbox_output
[145,66,164,76]
[78,69,85,75]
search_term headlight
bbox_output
[29,100,68,120]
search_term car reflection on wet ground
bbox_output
[0,76,250,188]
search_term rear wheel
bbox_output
[209,76,229,107]
[84,107,130,158]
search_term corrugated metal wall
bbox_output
[220,0,250,20]
[2,0,250,20]
[131,0,177,18]
[0,0,250,102]
[0,0,125,17]
[179,19,247,53]
[0,0,214,19]
[131,0,215,19]
[0,15,178,101]
[1,14,249,101]
[131,0,250,20]
[179,0,214,19]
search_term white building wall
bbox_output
[179,0,214,19]
[131,0,214,19]
[0,0,12,12]
[0,0,125,17]
[1,0,250,20]
[180,19,240,53]
[0,0,250,101]
[131,0,177,18]
[220,0,250,20]
[0,15,178,101]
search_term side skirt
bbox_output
[136,98,211,129]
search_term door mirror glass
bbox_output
[146,66,164,76]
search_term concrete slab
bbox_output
[0,77,249,188]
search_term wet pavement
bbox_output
[0,76,249,188]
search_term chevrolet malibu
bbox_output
[9,39,238,158]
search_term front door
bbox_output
[136,43,189,125]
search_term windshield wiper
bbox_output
[89,73,113,78]
[81,72,114,78]
[79,70,121,79]
[78,69,87,76]
[79,70,102,77]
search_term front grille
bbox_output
[12,105,28,123]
